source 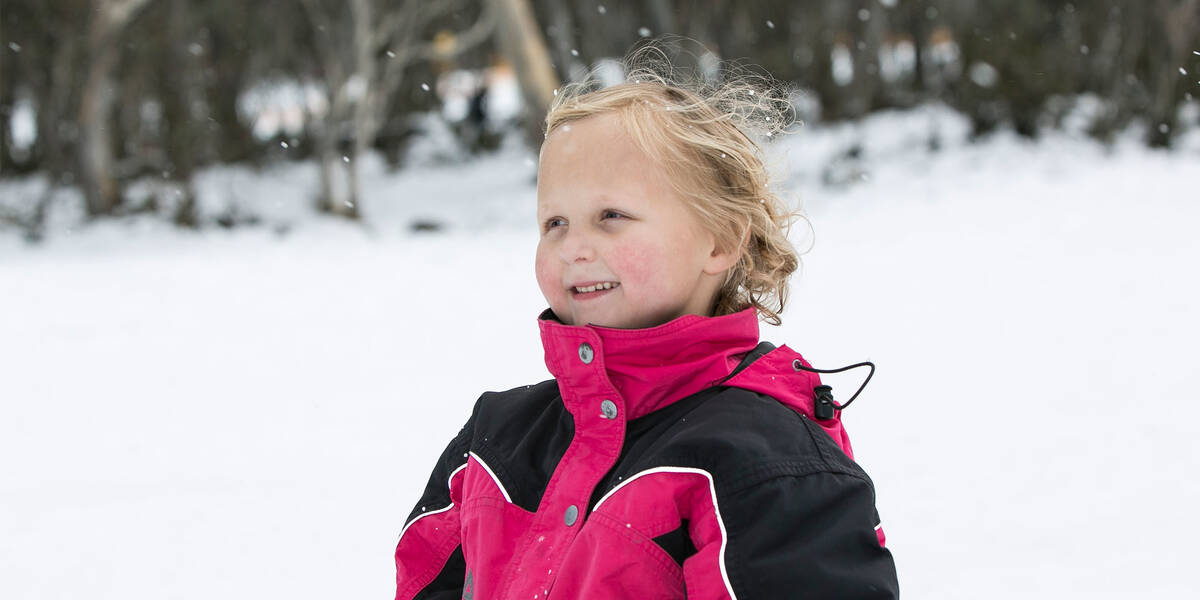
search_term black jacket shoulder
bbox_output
[604,385,871,496]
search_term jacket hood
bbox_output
[537,308,854,458]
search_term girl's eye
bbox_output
[601,210,624,220]
[543,217,566,232]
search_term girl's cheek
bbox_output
[610,244,656,292]
[534,253,561,302]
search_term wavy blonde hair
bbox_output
[543,47,801,325]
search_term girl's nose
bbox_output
[559,229,596,263]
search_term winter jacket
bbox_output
[394,308,898,599]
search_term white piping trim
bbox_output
[593,466,738,600]
[468,451,513,504]
[874,522,883,531]
[398,462,468,541]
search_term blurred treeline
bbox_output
[1,0,1197,231]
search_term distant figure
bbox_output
[467,85,488,128]
[460,79,499,153]
[394,47,899,599]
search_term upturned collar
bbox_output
[537,308,760,421]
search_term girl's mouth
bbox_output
[571,281,620,299]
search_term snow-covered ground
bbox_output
[2,107,1199,598]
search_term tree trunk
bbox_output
[315,0,374,219]
[313,114,357,217]
[163,0,200,226]
[78,23,121,215]
[489,0,559,145]
[1147,0,1198,147]
[538,0,579,81]
[906,1,929,100]
[77,0,154,217]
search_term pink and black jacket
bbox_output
[395,308,898,599]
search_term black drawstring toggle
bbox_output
[813,385,837,420]
[792,359,876,420]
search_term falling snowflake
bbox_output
[858,8,870,21]
[7,42,20,52]
[570,49,579,57]
[1180,67,1188,75]
[638,27,651,37]
[766,20,775,29]
[420,83,430,92]
[280,141,289,149]
[597,5,606,14]
[386,50,395,58]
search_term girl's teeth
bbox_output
[576,282,617,293]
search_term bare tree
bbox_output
[78,0,156,216]
[490,0,559,146]
[1147,0,1199,147]
[298,0,496,218]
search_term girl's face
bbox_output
[535,113,737,329]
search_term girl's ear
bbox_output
[702,223,749,276]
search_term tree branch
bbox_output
[410,0,497,64]
[378,0,497,100]
[298,0,348,90]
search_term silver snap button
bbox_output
[600,399,618,420]
[564,504,579,526]
[578,343,594,364]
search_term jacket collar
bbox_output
[538,308,760,421]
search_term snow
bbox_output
[2,107,1199,598]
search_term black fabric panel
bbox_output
[651,519,697,567]
[471,380,575,513]
[412,546,466,600]
[589,385,859,513]
[721,471,899,599]
[723,341,776,380]
[404,401,477,526]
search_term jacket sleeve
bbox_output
[718,469,899,599]
[394,411,475,600]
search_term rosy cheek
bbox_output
[534,251,562,304]
[608,243,659,296]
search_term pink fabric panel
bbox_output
[553,469,735,599]
[549,510,686,599]
[394,465,468,599]
[538,308,759,421]
[723,345,855,460]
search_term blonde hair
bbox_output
[543,47,801,325]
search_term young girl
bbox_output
[394,60,898,599]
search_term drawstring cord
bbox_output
[792,359,875,419]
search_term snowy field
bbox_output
[2,107,1199,598]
